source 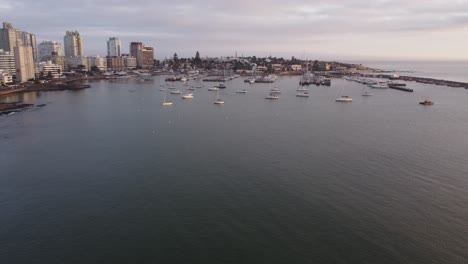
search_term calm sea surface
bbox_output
[1,75,468,263]
[358,60,468,83]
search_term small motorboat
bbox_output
[182,93,194,99]
[296,92,310,97]
[419,99,434,105]
[208,87,220,91]
[265,93,279,99]
[335,96,353,102]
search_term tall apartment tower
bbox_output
[0,22,21,54]
[64,31,83,57]
[14,40,35,82]
[107,37,122,57]
[130,42,142,66]
[38,41,62,61]
[21,32,37,62]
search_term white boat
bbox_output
[182,93,193,99]
[336,96,353,102]
[236,89,247,94]
[186,86,195,90]
[214,90,224,104]
[270,88,281,94]
[336,86,352,102]
[208,87,220,91]
[265,93,279,99]
[171,90,182,94]
[180,77,188,82]
[296,92,310,97]
[162,90,173,106]
[297,87,308,92]
[195,85,204,88]
[369,82,388,89]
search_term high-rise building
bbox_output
[14,40,35,82]
[38,41,62,62]
[21,32,37,62]
[138,46,154,68]
[64,31,83,57]
[0,49,16,75]
[130,42,142,58]
[107,37,121,57]
[0,22,20,54]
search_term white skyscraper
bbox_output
[64,31,83,57]
[107,37,121,57]
[38,41,62,61]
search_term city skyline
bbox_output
[1,1,468,61]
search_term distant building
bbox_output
[0,49,16,75]
[0,70,13,84]
[38,41,62,61]
[37,61,62,79]
[14,40,35,82]
[106,56,125,71]
[123,55,137,69]
[290,64,302,71]
[107,37,121,57]
[130,42,142,59]
[88,56,107,71]
[138,46,154,68]
[65,56,89,71]
[64,31,83,57]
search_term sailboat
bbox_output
[162,90,173,106]
[214,90,224,104]
[362,86,372,96]
[336,86,352,102]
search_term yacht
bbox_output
[296,92,310,97]
[265,93,279,99]
[270,88,281,94]
[170,90,182,94]
[369,82,388,89]
[335,96,353,102]
[182,93,194,99]
[214,90,224,104]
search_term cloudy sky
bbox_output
[2,0,468,61]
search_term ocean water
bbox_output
[357,60,468,83]
[1,76,468,263]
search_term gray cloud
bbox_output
[2,0,468,60]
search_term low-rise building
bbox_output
[0,70,13,84]
[106,56,125,71]
[88,56,107,71]
[0,49,15,75]
[65,56,89,71]
[290,64,302,71]
[36,61,62,79]
[124,56,137,69]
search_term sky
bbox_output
[1,0,468,61]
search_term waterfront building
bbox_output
[107,37,121,57]
[65,56,89,71]
[106,56,125,71]
[0,69,13,84]
[38,41,62,61]
[123,55,137,69]
[0,49,16,75]
[88,56,107,72]
[138,46,154,68]
[290,64,302,71]
[37,61,62,79]
[14,40,35,82]
[64,31,83,57]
